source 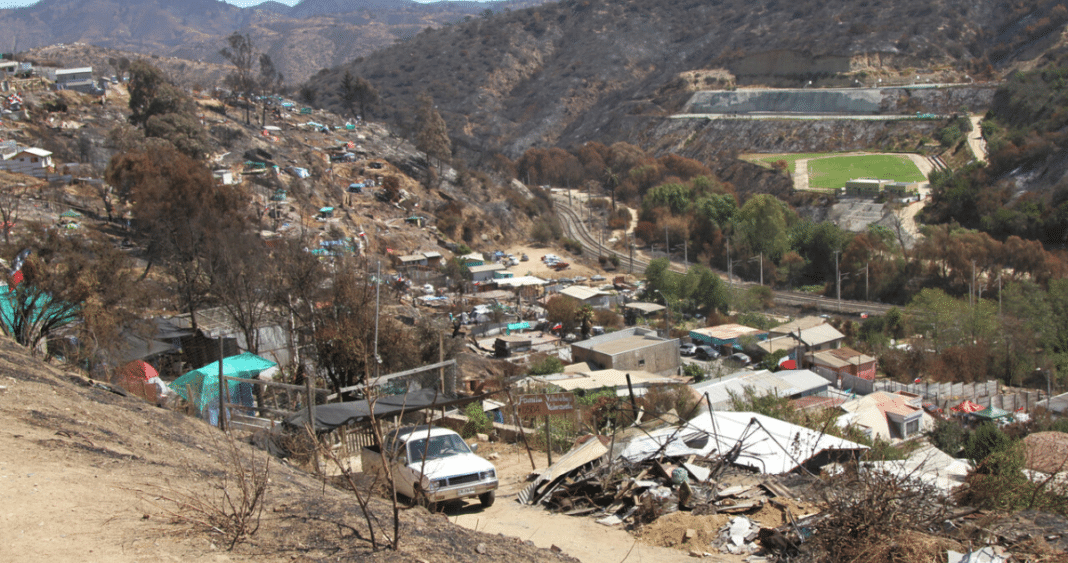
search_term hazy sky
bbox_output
[0,0,307,8]
[0,0,450,7]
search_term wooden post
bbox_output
[305,370,318,473]
[439,332,446,422]
[625,373,638,418]
[506,388,536,470]
[544,414,552,466]
[217,339,227,431]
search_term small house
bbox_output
[317,207,335,220]
[469,263,506,282]
[213,169,235,185]
[0,147,53,178]
[838,391,928,441]
[422,251,443,267]
[459,252,485,267]
[689,323,767,354]
[570,327,680,376]
[559,285,612,309]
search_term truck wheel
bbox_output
[479,491,495,508]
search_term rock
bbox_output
[550,545,563,553]
[475,543,487,554]
[487,452,501,461]
[476,433,490,442]
[684,528,697,542]
[688,550,704,557]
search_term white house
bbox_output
[0,147,54,178]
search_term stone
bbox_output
[475,543,487,554]
[684,528,697,542]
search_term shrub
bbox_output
[928,419,965,456]
[461,401,494,438]
[683,363,706,383]
[528,355,563,376]
[963,422,1012,466]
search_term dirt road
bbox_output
[449,442,705,563]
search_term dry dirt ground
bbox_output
[0,337,575,563]
[447,441,818,562]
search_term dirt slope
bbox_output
[0,335,573,563]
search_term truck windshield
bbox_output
[407,434,472,462]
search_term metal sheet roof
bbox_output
[616,410,867,474]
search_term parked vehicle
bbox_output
[679,343,697,356]
[695,346,720,361]
[730,353,752,365]
[520,254,529,262]
[361,425,498,509]
[422,284,434,295]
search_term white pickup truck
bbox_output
[361,425,498,508]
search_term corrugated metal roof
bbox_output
[769,316,829,335]
[691,324,764,341]
[616,410,867,474]
[799,324,845,346]
[469,263,506,273]
[692,369,829,407]
[560,286,606,301]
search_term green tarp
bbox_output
[974,406,1012,420]
[170,352,276,412]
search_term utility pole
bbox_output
[972,260,977,307]
[726,239,731,286]
[759,252,763,286]
[374,260,381,383]
[865,262,869,302]
[684,238,688,268]
[665,226,669,258]
[834,251,841,312]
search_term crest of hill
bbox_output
[0,0,555,84]
[306,0,1068,159]
[0,333,574,562]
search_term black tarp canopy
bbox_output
[285,388,481,433]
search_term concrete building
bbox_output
[571,327,680,376]
[809,347,877,380]
[844,178,891,197]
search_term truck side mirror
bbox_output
[468,443,479,453]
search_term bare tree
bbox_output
[415,92,451,175]
[340,71,379,120]
[220,32,257,124]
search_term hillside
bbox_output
[306,0,1068,160]
[0,0,553,84]
[0,335,574,563]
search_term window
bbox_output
[905,419,920,436]
[638,359,645,367]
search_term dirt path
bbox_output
[450,442,728,563]
[968,115,988,163]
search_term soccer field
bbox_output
[807,154,927,190]
[745,152,927,190]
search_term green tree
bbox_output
[732,194,795,262]
[963,422,1012,467]
[928,419,965,455]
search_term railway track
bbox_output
[551,194,894,316]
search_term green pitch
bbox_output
[807,154,926,190]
